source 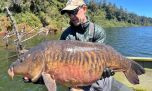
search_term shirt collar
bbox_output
[70,16,90,33]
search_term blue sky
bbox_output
[107,0,152,18]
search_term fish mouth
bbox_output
[8,67,39,83]
[8,67,14,80]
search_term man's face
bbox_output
[67,6,87,26]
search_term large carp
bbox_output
[8,40,145,91]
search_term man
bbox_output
[60,0,133,91]
[60,0,105,43]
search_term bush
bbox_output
[14,12,42,28]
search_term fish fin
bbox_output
[124,67,139,84]
[124,60,145,84]
[42,72,56,91]
[130,60,145,75]
[8,68,14,80]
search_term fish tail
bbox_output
[124,59,145,84]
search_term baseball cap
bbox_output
[61,0,86,14]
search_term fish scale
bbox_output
[44,45,109,86]
[8,40,145,88]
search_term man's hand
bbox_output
[102,68,115,78]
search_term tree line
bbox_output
[0,0,152,32]
[86,0,152,26]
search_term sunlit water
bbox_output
[105,26,152,57]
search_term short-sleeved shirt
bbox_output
[60,20,106,44]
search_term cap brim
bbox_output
[61,5,78,15]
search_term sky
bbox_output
[107,0,152,18]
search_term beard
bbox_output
[70,18,84,26]
[70,20,80,26]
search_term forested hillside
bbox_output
[87,0,152,26]
[0,0,152,33]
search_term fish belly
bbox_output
[47,62,102,87]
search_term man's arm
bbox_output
[93,25,106,43]
[60,31,67,40]
[60,27,73,40]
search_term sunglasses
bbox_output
[65,6,83,15]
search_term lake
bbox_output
[105,26,152,57]
[0,26,152,91]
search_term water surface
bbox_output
[105,26,152,57]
